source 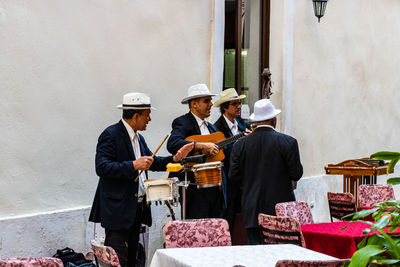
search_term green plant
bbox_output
[344,151,400,267]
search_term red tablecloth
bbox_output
[301,221,400,259]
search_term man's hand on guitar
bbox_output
[196,142,219,156]
[173,142,194,162]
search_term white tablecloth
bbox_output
[150,244,338,267]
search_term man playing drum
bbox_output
[167,83,224,219]
[89,92,193,267]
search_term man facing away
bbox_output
[229,98,303,245]
[89,92,193,267]
[213,88,251,231]
[167,83,224,219]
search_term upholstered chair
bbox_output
[258,213,306,247]
[275,201,314,225]
[164,218,232,248]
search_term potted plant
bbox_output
[345,151,400,266]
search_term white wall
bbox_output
[0,0,214,258]
[270,0,400,177]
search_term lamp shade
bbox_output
[313,0,328,22]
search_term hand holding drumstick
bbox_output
[133,136,194,182]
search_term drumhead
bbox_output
[191,161,222,171]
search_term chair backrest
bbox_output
[358,184,395,207]
[327,192,356,222]
[258,213,306,247]
[275,259,347,267]
[0,257,63,267]
[90,239,121,267]
[275,201,314,225]
[164,218,232,248]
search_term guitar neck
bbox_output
[215,132,245,149]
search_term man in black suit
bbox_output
[167,83,224,219]
[89,92,193,267]
[229,98,303,245]
[213,88,251,231]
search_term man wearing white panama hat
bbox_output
[214,88,251,233]
[229,98,303,245]
[167,83,224,219]
[89,92,193,267]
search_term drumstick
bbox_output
[134,134,169,182]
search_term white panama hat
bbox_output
[213,88,246,108]
[181,83,217,104]
[116,92,156,110]
[249,99,281,122]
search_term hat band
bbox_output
[122,104,151,108]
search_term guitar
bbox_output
[185,131,245,162]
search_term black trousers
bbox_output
[183,185,223,219]
[246,227,263,245]
[105,201,144,267]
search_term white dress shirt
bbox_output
[122,119,146,198]
[191,112,211,135]
[223,115,239,135]
[256,124,275,130]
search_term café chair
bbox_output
[275,259,348,267]
[275,201,314,225]
[164,218,232,248]
[258,213,306,247]
[327,192,356,222]
[0,257,63,266]
[90,239,121,267]
[358,184,395,207]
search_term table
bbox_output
[150,244,338,267]
[301,221,400,259]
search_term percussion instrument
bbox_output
[191,161,223,188]
[143,178,179,203]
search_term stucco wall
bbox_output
[0,0,215,257]
[270,0,400,177]
[0,0,212,217]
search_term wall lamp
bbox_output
[313,0,328,22]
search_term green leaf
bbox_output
[367,235,384,246]
[375,258,400,264]
[378,230,400,258]
[388,159,399,173]
[371,151,400,160]
[372,216,390,230]
[387,177,400,185]
[352,209,379,220]
[348,245,386,267]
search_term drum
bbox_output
[143,178,179,203]
[191,161,223,188]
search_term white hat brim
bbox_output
[116,104,156,110]
[181,93,217,104]
[249,109,281,122]
[213,94,246,108]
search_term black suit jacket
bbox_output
[167,112,217,155]
[229,126,303,228]
[214,116,251,174]
[89,120,173,230]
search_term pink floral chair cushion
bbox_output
[275,201,314,225]
[327,192,356,222]
[164,218,232,248]
[0,257,63,267]
[90,239,120,267]
[258,213,306,247]
[275,259,347,267]
[358,184,395,207]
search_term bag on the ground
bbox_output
[53,247,95,267]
